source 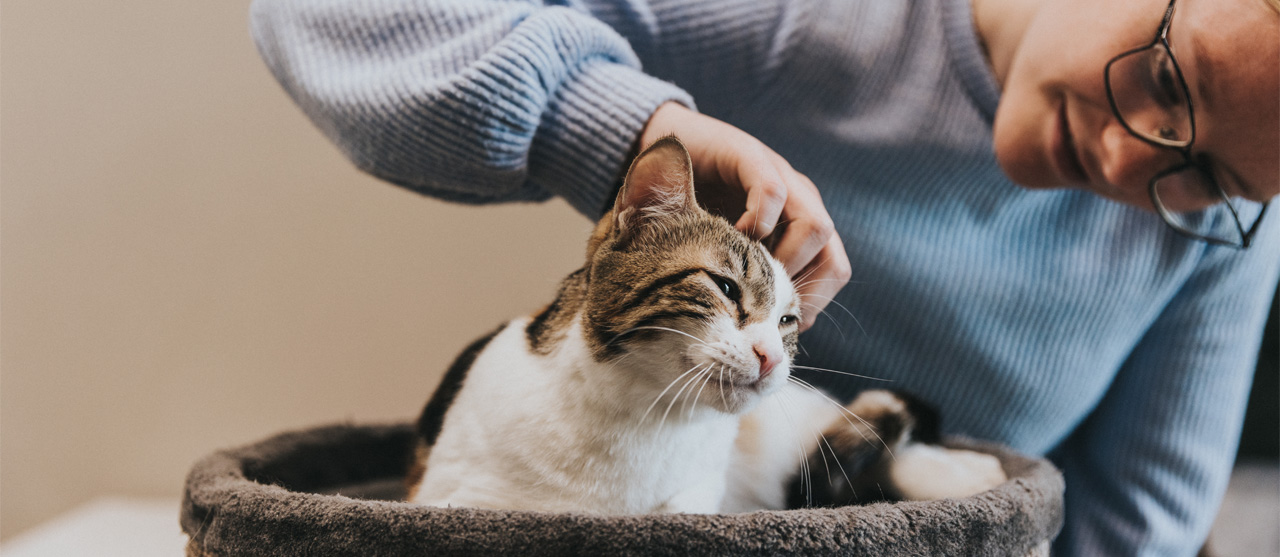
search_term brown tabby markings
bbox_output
[523,137,796,362]
[526,268,587,355]
[404,443,431,500]
[544,209,792,362]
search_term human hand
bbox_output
[639,102,851,331]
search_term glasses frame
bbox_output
[1102,0,1269,249]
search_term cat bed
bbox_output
[181,422,1063,556]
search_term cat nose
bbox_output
[754,345,781,378]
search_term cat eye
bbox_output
[711,275,739,300]
[779,315,798,326]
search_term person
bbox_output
[248,0,1279,554]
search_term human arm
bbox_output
[249,0,694,215]
[250,0,849,329]
[1050,230,1280,556]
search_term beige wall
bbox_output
[0,1,590,538]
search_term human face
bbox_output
[989,0,1279,210]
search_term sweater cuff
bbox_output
[528,61,695,219]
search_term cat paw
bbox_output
[888,444,1007,501]
[846,389,942,445]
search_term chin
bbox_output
[991,101,1061,190]
[1090,187,1156,212]
[993,146,1059,191]
[710,371,785,415]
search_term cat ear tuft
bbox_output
[613,136,699,232]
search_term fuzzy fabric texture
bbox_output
[181,422,1062,556]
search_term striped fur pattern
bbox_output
[405,137,1006,514]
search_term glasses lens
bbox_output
[1152,167,1266,246]
[1107,46,1193,147]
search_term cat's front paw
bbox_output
[888,444,1007,501]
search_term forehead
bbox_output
[638,218,789,307]
[659,220,771,275]
[1174,0,1279,200]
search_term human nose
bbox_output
[1097,121,1182,193]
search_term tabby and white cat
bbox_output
[405,137,1006,513]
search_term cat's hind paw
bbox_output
[888,444,1007,501]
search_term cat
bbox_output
[404,136,1006,514]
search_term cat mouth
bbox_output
[686,357,784,397]
[716,371,774,393]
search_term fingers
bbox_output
[636,103,851,331]
[731,158,788,239]
[698,124,847,330]
[735,157,849,333]
[768,172,835,277]
[793,233,852,332]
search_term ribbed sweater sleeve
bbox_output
[249,0,696,216]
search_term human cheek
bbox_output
[991,82,1057,189]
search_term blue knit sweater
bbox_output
[250,0,1280,554]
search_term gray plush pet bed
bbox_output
[181,422,1063,556]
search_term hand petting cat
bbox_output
[640,102,851,331]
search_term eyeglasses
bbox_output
[1103,0,1269,249]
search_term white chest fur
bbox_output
[411,317,741,514]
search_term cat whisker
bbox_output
[789,253,872,288]
[800,301,846,340]
[717,364,728,409]
[640,362,709,424]
[790,365,892,382]
[764,217,798,241]
[775,387,813,507]
[679,364,716,419]
[781,387,839,499]
[816,430,856,502]
[797,293,867,338]
[792,263,821,287]
[686,365,717,420]
[793,278,868,289]
[659,364,712,431]
[609,325,711,348]
[786,376,895,461]
[791,253,830,285]
[786,376,879,454]
[679,367,702,418]
[810,429,841,501]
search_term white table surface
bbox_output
[1,498,185,557]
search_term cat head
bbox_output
[583,136,801,415]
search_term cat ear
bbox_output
[612,136,699,233]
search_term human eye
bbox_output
[1145,49,1186,109]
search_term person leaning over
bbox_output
[249,0,1280,554]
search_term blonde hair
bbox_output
[1268,0,1280,15]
